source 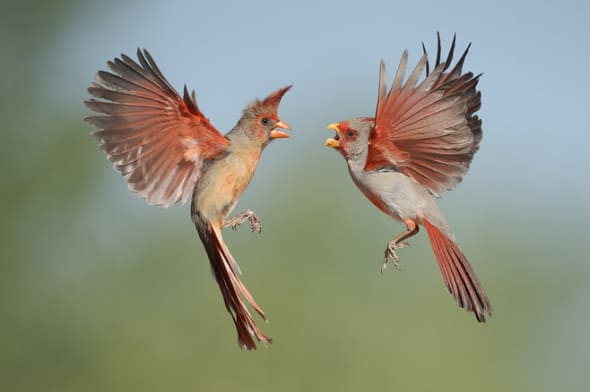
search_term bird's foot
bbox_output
[381,241,409,273]
[246,211,262,234]
[224,209,262,235]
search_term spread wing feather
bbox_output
[367,34,482,196]
[85,49,230,207]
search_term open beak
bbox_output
[270,119,291,139]
[324,123,341,148]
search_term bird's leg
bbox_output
[382,219,419,273]
[223,209,261,234]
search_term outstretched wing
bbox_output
[367,34,482,196]
[85,49,231,207]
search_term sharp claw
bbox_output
[224,210,262,235]
[389,248,401,270]
[382,242,404,273]
[247,213,262,235]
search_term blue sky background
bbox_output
[38,0,590,203]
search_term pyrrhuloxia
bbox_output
[85,49,291,349]
[325,35,492,321]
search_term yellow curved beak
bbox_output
[324,123,341,148]
[324,138,340,148]
[270,119,291,139]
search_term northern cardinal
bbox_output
[324,34,492,321]
[85,49,292,349]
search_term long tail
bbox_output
[194,215,271,350]
[423,218,492,322]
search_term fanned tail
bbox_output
[423,219,492,321]
[194,215,271,350]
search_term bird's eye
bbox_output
[347,130,355,137]
[261,117,269,125]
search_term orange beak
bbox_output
[270,119,291,139]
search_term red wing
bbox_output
[367,34,482,196]
[85,49,230,207]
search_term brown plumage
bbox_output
[86,49,292,349]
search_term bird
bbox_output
[324,34,492,322]
[85,49,292,349]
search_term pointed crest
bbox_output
[259,85,292,112]
[245,85,292,117]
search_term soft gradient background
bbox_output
[2,0,588,391]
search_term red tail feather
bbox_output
[423,219,492,321]
[195,218,271,350]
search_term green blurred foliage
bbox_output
[1,1,588,392]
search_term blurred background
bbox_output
[2,0,588,390]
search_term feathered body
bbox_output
[325,34,492,321]
[86,49,291,349]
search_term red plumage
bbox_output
[325,34,492,322]
[368,34,482,197]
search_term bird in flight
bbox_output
[324,34,492,321]
[85,49,292,349]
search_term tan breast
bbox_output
[192,149,261,223]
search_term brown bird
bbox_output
[324,34,492,321]
[85,49,292,349]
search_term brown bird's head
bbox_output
[235,85,292,146]
[325,117,374,161]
